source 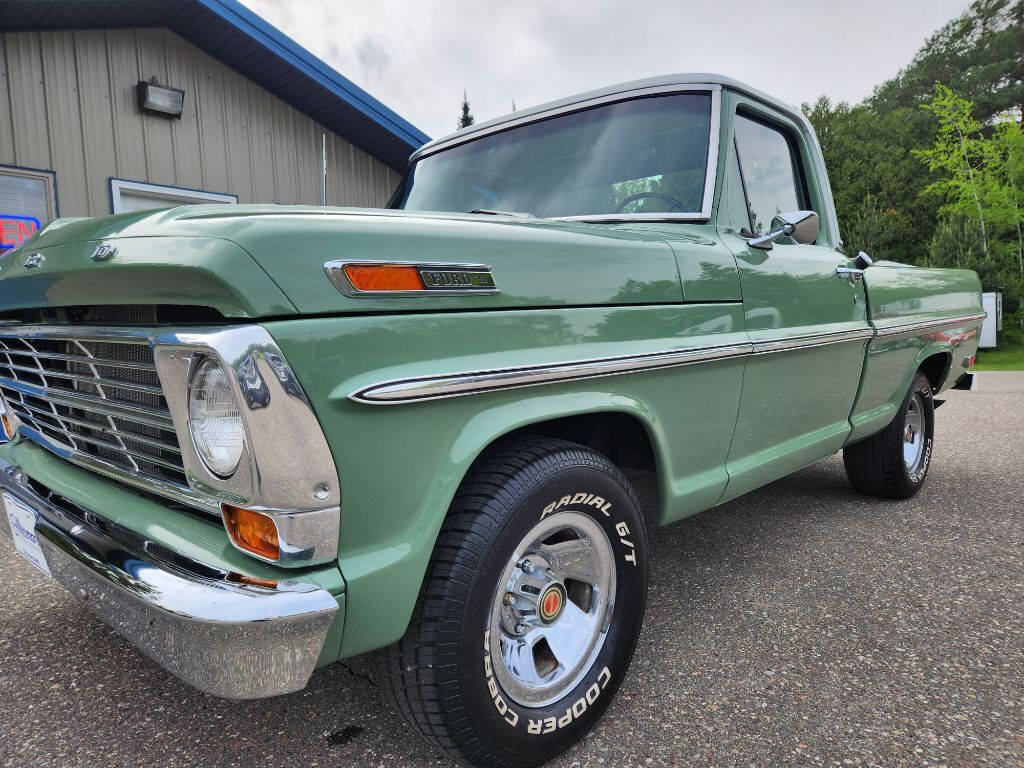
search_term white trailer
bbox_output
[979,291,1002,348]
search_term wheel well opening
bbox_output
[503,413,661,524]
[918,353,951,393]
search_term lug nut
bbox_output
[519,558,534,573]
[502,592,516,606]
[514,622,527,634]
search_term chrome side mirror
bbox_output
[748,210,819,250]
[853,251,873,270]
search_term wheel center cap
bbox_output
[539,583,566,623]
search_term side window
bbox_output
[733,114,807,236]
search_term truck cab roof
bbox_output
[413,73,812,163]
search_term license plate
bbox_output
[3,491,51,577]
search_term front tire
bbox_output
[843,372,935,499]
[373,438,648,768]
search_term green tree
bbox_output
[925,215,987,270]
[803,0,1023,305]
[804,97,938,261]
[913,83,995,256]
[869,0,1023,124]
[458,89,474,129]
[844,194,885,257]
[915,92,1024,299]
[989,119,1024,275]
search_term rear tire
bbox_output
[372,437,648,768]
[843,372,935,499]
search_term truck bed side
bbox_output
[848,263,983,443]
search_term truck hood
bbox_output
[0,205,689,318]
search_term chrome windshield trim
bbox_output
[553,212,711,224]
[411,84,721,161]
[873,312,987,338]
[351,340,753,405]
[405,85,722,223]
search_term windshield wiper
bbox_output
[467,209,534,219]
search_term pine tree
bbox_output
[458,89,474,129]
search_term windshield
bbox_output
[394,92,713,219]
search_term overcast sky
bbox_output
[240,0,972,141]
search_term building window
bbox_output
[109,178,238,214]
[0,165,58,253]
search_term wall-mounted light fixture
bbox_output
[137,80,184,118]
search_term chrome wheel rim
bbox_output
[903,393,926,474]
[488,511,616,708]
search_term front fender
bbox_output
[343,389,666,658]
[264,304,744,658]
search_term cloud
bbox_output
[355,37,391,84]
[240,0,972,142]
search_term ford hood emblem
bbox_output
[90,244,117,262]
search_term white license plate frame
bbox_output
[3,491,52,577]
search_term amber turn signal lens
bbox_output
[1,411,13,440]
[222,504,280,561]
[344,264,424,292]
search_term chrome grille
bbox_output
[0,328,187,488]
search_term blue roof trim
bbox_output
[196,0,430,151]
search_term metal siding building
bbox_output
[0,0,428,243]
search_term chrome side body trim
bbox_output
[0,457,338,700]
[352,342,754,404]
[873,312,987,338]
[407,84,722,223]
[751,328,874,355]
[323,259,500,297]
[350,315,983,406]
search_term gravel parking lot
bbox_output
[2,373,1021,768]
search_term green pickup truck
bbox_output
[0,74,983,767]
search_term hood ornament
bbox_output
[91,244,117,261]
[23,252,44,269]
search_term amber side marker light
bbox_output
[0,403,13,440]
[344,263,424,292]
[222,504,280,561]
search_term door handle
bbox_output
[836,266,864,283]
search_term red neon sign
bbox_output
[0,214,41,251]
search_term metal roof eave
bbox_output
[196,0,430,152]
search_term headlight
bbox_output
[188,357,245,477]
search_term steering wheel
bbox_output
[614,191,689,214]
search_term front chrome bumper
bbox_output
[0,457,339,699]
